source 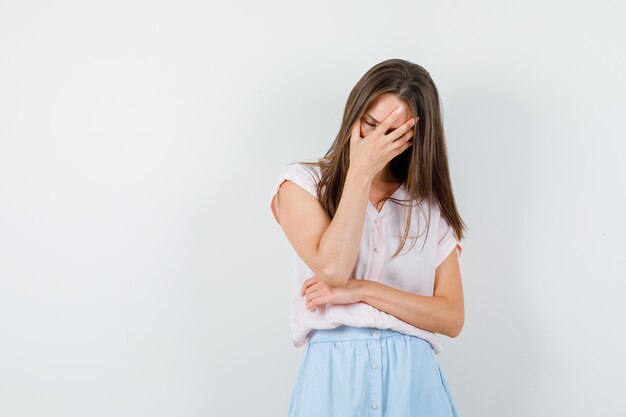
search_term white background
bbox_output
[1,1,625,416]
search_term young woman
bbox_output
[269,58,466,417]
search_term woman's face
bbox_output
[360,93,414,138]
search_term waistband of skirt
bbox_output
[308,325,405,343]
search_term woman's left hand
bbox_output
[300,276,364,311]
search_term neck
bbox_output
[372,166,399,184]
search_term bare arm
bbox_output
[353,247,465,337]
[275,167,373,287]
[274,105,415,287]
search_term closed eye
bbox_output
[364,120,391,134]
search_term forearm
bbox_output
[317,168,372,287]
[356,280,462,337]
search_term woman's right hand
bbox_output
[348,105,417,180]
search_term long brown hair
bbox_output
[297,58,466,260]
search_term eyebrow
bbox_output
[364,113,380,124]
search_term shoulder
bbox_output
[427,195,463,266]
[269,160,324,224]
[286,161,322,182]
[272,161,322,197]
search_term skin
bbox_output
[351,93,417,210]
[300,249,464,338]
[273,94,416,289]
[276,92,464,338]
[361,93,415,196]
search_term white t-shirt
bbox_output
[269,161,462,354]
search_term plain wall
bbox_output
[1,1,624,416]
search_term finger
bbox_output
[350,118,362,146]
[306,295,320,310]
[301,280,313,296]
[384,115,418,144]
[388,131,414,157]
[389,124,415,147]
[373,105,406,139]
[307,294,329,310]
[303,280,324,298]
[309,284,334,301]
[301,276,319,296]
[305,283,329,302]
[305,283,326,299]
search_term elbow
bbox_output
[443,306,465,338]
[447,322,464,338]
[314,246,352,287]
[449,316,465,338]
[318,265,350,287]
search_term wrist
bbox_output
[353,279,371,302]
[346,166,374,187]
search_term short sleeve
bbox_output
[269,163,320,225]
[435,213,462,268]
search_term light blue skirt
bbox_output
[287,325,459,417]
